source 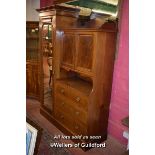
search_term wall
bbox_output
[108,0,129,145]
[40,0,129,145]
[26,0,40,21]
[40,0,53,7]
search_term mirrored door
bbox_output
[41,20,53,112]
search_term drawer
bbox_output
[55,107,87,135]
[72,105,87,125]
[55,82,88,111]
[55,94,87,125]
[72,120,87,135]
[54,108,74,132]
[68,86,88,111]
[55,83,68,97]
[54,94,73,114]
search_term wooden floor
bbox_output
[26,98,127,155]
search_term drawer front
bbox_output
[68,86,88,111]
[55,83,68,97]
[54,108,74,132]
[72,105,87,125]
[55,82,88,111]
[55,107,87,135]
[54,95,73,114]
[55,94,87,125]
[54,82,88,135]
[72,120,87,135]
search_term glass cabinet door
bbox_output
[26,22,40,99]
[26,23,39,61]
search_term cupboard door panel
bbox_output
[32,65,40,97]
[26,64,32,95]
[76,34,94,73]
[61,33,75,68]
[26,63,40,99]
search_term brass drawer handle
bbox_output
[75,125,79,130]
[60,115,64,119]
[61,102,65,105]
[76,97,80,102]
[60,89,65,94]
[75,111,80,115]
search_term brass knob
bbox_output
[60,89,64,94]
[75,111,80,115]
[75,126,79,130]
[76,97,80,102]
[61,102,65,105]
[60,115,64,119]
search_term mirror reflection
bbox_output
[42,23,53,111]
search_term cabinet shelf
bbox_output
[60,65,93,79]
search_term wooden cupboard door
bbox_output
[26,64,32,96]
[61,33,75,69]
[32,65,40,98]
[75,34,94,75]
[26,63,40,99]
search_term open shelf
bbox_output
[60,65,93,79]
[57,77,92,96]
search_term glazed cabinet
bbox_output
[26,62,40,98]
[37,5,117,148]
[26,21,40,100]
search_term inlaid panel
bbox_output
[76,34,94,72]
[61,33,75,68]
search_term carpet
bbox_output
[27,114,72,155]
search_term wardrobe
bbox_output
[37,4,117,149]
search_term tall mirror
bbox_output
[41,21,53,112]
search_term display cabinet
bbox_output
[26,21,40,100]
[37,5,117,149]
